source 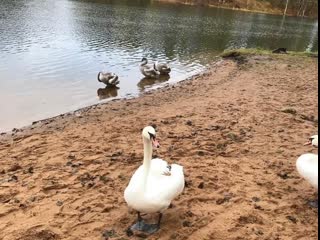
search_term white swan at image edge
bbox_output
[296,135,318,207]
[296,153,318,190]
[124,126,185,233]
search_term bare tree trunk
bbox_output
[284,0,289,16]
[302,0,308,17]
[297,0,305,16]
[309,0,317,17]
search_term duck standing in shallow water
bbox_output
[154,61,171,75]
[139,58,160,79]
[296,135,318,208]
[97,72,119,86]
[124,126,185,234]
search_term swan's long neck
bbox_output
[97,72,102,82]
[142,137,152,191]
[141,59,147,66]
[109,74,117,82]
[154,61,158,71]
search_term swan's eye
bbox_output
[148,132,155,140]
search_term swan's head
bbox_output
[141,58,148,63]
[304,135,318,147]
[142,126,160,148]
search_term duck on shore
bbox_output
[139,58,160,79]
[296,135,318,208]
[97,72,119,86]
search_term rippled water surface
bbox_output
[0,0,318,131]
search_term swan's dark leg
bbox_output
[157,213,163,227]
[129,212,162,234]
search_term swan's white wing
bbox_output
[149,158,169,175]
[159,63,169,70]
[155,62,171,73]
[146,159,185,201]
[170,163,185,197]
[144,67,158,75]
[124,163,174,213]
[124,159,185,214]
[296,153,318,189]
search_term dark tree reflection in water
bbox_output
[0,0,318,131]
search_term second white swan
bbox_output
[296,135,318,208]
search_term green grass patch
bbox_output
[220,48,318,58]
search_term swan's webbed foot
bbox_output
[129,212,162,234]
[307,199,318,208]
[130,221,159,234]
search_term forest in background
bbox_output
[155,0,318,17]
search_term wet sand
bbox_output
[0,53,318,240]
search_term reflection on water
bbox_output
[0,0,318,131]
[97,86,119,100]
[137,75,171,91]
[306,21,318,52]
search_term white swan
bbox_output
[124,126,185,233]
[154,61,171,75]
[97,72,119,86]
[296,135,318,207]
[140,58,160,78]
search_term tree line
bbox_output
[162,0,318,17]
[271,0,318,17]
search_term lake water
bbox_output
[0,0,318,132]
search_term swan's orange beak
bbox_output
[152,138,160,148]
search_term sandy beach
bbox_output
[0,53,318,240]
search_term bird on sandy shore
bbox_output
[296,135,318,208]
[140,58,160,78]
[97,72,119,86]
[153,61,171,75]
[124,126,185,234]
